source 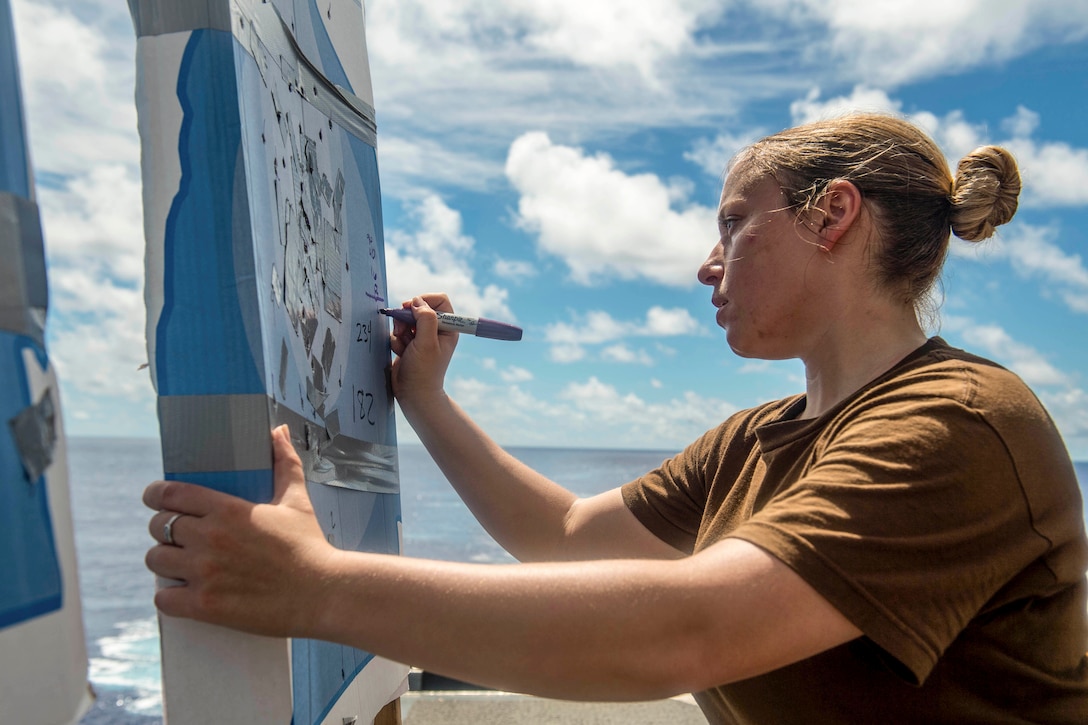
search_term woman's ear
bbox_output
[812,179,863,250]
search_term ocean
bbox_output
[67,437,1088,725]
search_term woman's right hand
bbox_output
[388,294,459,410]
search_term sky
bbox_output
[8,0,1088,458]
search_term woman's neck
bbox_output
[798,309,928,420]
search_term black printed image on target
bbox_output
[263,55,350,422]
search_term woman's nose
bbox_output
[698,244,723,286]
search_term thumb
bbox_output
[271,425,307,507]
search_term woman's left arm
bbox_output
[144,426,860,702]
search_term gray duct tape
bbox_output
[127,0,231,37]
[159,394,399,494]
[270,401,399,494]
[9,388,56,483]
[236,0,377,145]
[158,394,273,473]
[0,191,47,344]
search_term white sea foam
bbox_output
[89,617,163,716]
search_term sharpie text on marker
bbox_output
[379,308,523,341]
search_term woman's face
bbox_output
[697,171,831,360]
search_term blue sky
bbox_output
[9,0,1088,458]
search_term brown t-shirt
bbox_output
[622,338,1088,724]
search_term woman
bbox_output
[145,113,1088,723]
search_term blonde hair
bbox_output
[733,113,1021,305]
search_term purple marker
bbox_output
[379,308,523,341]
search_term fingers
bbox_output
[154,584,195,620]
[396,293,453,314]
[149,509,196,546]
[271,424,307,506]
[143,478,228,517]
[390,295,457,359]
[421,293,454,313]
[389,321,414,355]
[145,542,190,581]
[410,296,441,341]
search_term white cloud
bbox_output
[1003,136,1088,208]
[600,344,654,365]
[385,194,514,319]
[499,365,534,383]
[512,0,725,82]
[1001,106,1040,139]
[416,373,729,448]
[506,132,717,286]
[364,0,1088,163]
[955,322,1068,387]
[548,344,586,364]
[787,87,989,166]
[644,306,703,336]
[545,311,627,347]
[788,91,1088,212]
[37,164,145,282]
[1039,387,1088,441]
[543,306,703,365]
[684,128,766,179]
[48,291,149,400]
[789,85,901,124]
[11,0,138,177]
[377,135,503,195]
[9,1,152,428]
[363,0,744,158]
[546,307,701,343]
[445,376,567,442]
[560,376,736,445]
[926,105,1088,210]
[770,0,1088,87]
[941,318,1086,452]
[368,0,724,85]
[957,223,1088,315]
[738,360,774,374]
[493,258,537,282]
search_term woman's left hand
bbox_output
[143,425,339,638]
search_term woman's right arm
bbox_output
[390,295,681,563]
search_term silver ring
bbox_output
[163,513,185,546]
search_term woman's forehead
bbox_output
[719,169,780,208]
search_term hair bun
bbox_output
[949,146,1021,242]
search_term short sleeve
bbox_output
[621,439,707,554]
[728,393,1052,684]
